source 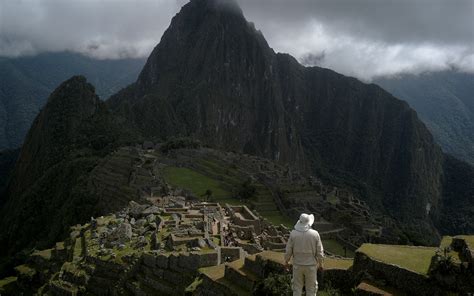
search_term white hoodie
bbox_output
[285,228,324,266]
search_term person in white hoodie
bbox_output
[284,213,324,296]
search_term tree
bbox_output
[202,189,213,202]
[235,178,256,201]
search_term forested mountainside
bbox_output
[376,71,474,165]
[0,52,145,149]
[0,76,140,274]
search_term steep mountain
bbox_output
[0,149,19,205]
[109,0,444,242]
[0,76,140,273]
[375,71,474,165]
[0,52,145,150]
[439,155,474,234]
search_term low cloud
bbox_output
[1,0,473,80]
[0,0,187,59]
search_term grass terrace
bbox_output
[357,244,436,275]
[324,257,353,270]
[0,276,17,288]
[323,239,355,258]
[14,264,36,277]
[163,167,236,204]
[32,248,52,260]
[163,165,292,228]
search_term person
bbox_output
[284,213,324,296]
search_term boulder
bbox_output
[129,201,147,218]
[108,223,132,244]
[142,205,161,216]
[197,238,207,249]
[146,214,155,224]
[135,219,147,228]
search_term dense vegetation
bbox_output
[376,71,474,165]
[0,149,19,205]
[0,52,145,150]
[438,155,474,235]
[0,77,140,276]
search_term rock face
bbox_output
[109,223,133,244]
[109,0,443,241]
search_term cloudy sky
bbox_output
[0,0,473,80]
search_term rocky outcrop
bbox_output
[108,0,444,241]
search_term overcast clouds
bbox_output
[0,0,473,80]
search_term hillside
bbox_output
[0,149,19,205]
[0,76,141,274]
[376,71,474,165]
[0,52,145,149]
[108,0,444,243]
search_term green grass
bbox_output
[14,264,36,277]
[440,236,453,249]
[163,167,233,202]
[262,213,293,228]
[73,237,83,261]
[32,248,52,260]
[357,244,436,275]
[325,257,353,270]
[163,165,292,232]
[323,239,355,258]
[199,264,225,280]
[185,276,203,293]
[62,262,87,278]
[327,193,339,205]
[0,276,17,287]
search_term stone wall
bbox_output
[237,241,263,255]
[228,205,262,234]
[218,247,244,263]
[352,251,441,295]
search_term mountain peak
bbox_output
[187,0,242,15]
[47,75,97,105]
[9,75,100,197]
[124,0,270,93]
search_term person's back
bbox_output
[288,228,323,266]
[285,214,324,296]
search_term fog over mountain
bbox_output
[1,0,472,80]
